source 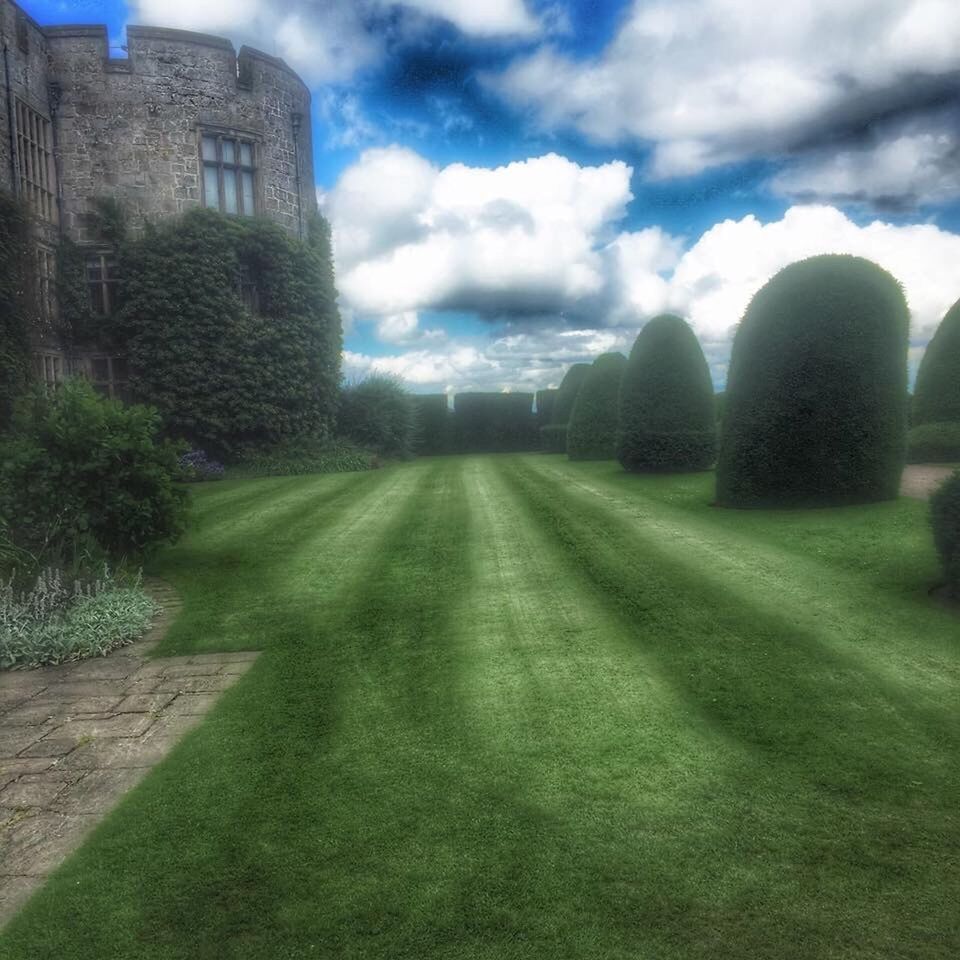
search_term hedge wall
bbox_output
[0,195,35,431]
[536,389,558,428]
[907,422,960,464]
[567,352,627,461]
[454,392,536,452]
[542,363,590,453]
[716,254,909,507]
[112,209,341,458]
[931,470,960,598]
[412,393,452,455]
[617,314,716,472]
[913,298,960,427]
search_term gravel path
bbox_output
[900,464,957,500]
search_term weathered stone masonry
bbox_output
[0,0,316,393]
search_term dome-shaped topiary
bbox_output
[931,470,960,598]
[913,298,960,426]
[716,254,909,508]
[567,352,627,461]
[541,363,590,453]
[617,314,716,472]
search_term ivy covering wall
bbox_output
[0,195,35,431]
[111,208,342,457]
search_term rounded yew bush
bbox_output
[913,298,960,427]
[931,470,960,598]
[716,254,909,507]
[617,315,716,472]
[541,363,590,453]
[567,352,627,461]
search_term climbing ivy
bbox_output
[111,208,342,457]
[0,195,35,431]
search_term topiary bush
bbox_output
[617,315,716,472]
[0,380,188,563]
[930,470,960,598]
[412,393,452,455]
[567,353,627,461]
[907,422,960,464]
[542,364,590,453]
[454,393,536,453]
[0,195,35,432]
[113,208,341,459]
[716,255,909,508]
[913,298,960,427]
[337,374,416,459]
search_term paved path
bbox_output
[900,464,956,500]
[0,582,258,927]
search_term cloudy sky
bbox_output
[25,0,960,392]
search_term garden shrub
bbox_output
[907,422,960,464]
[1,566,157,670]
[229,438,373,478]
[0,195,35,431]
[542,364,590,452]
[567,353,627,461]
[913,298,960,426]
[617,315,716,472]
[716,255,909,507]
[454,393,537,453]
[113,208,341,458]
[412,393,452,455]
[930,470,960,598]
[338,374,416,459]
[178,449,225,481]
[0,380,188,562]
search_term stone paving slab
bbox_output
[0,579,259,928]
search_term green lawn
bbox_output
[3,455,958,959]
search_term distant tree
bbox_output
[617,315,716,472]
[567,352,627,461]
[716,254,909,507]
[338,375,417,458]
[913,298,960,426]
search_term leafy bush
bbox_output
[716,255,909,507]
[567,353,627,461]
[338,375,416,459]
[0,380,188,562]
[1,566,157,670]
[930,470,960,598]
[178,449,225,481]
[913,298,960,426]
[412,393,452,455]
[907,422,960,464]
[0,195,35,431]
[113,208,341,458]
[228,438,373,478]
[617,315,716,472]
[454,393,537,453]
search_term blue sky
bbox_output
[22,0,960,392]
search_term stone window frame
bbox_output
[198,127,259,217]
[36,243,58,324]
[36,352,66,390]
[85,248,120,317]
[15,99,57,223]
[84,355,130,402]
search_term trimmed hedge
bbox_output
[536,389,558,428]
[540,424,569,454]
[567,352,627,461]
[716,254,909,507]
[454,392,536,453]
[913,298,960,426]
[907,422,960,464]
[617,314,716,472]
[0,195,35,431]
[930,470,960,597]
[412,394,452,455]
[113,208,341,458]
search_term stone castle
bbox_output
[0,0,316,399]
